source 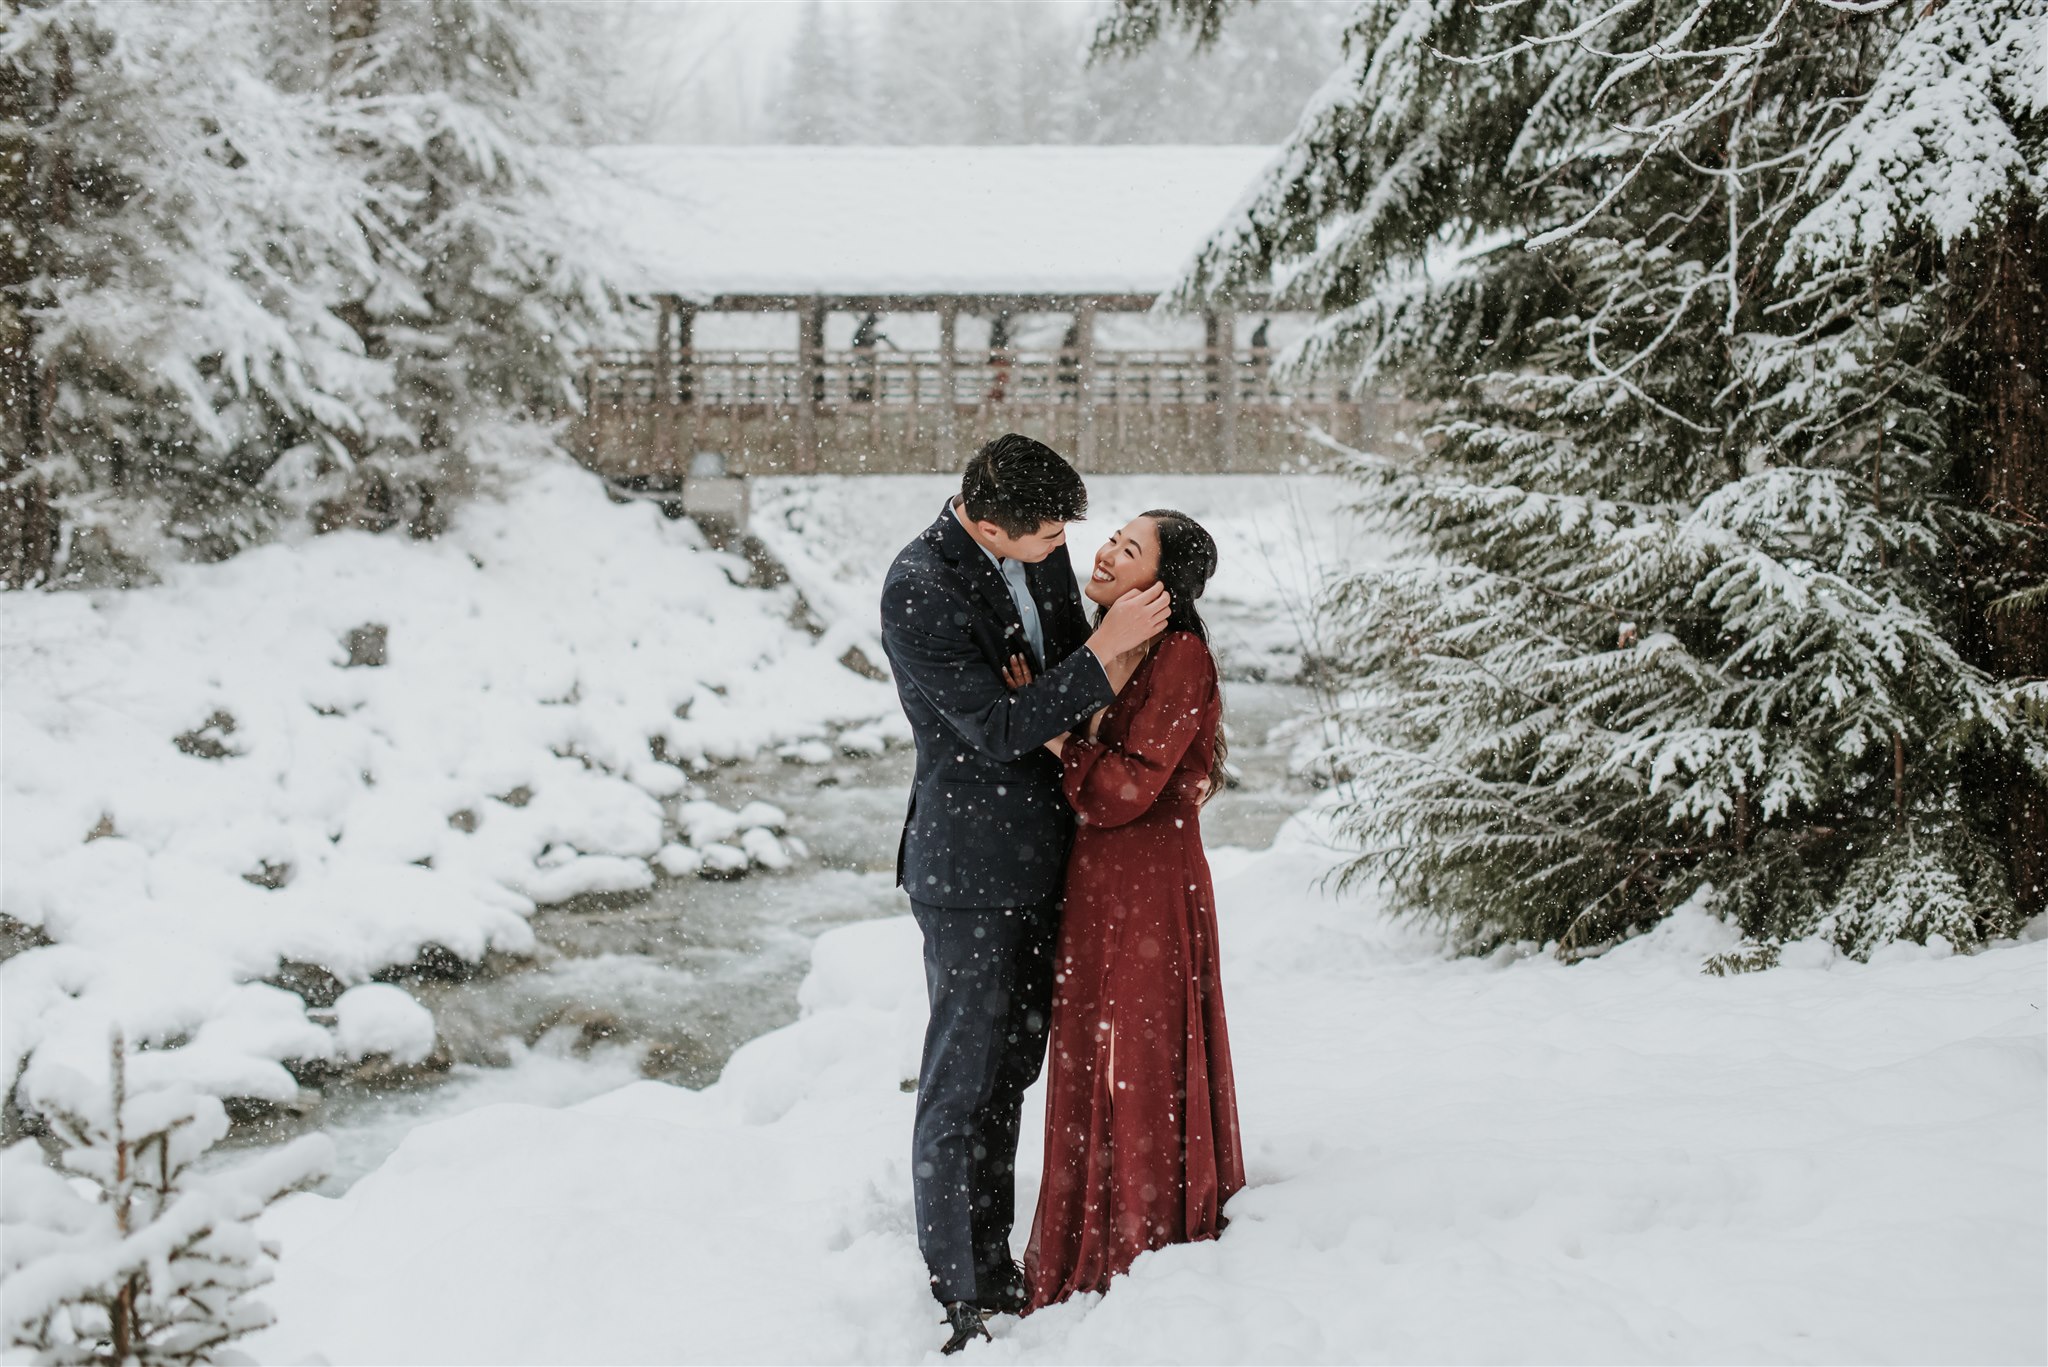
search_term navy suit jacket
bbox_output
[880,502,1116,909]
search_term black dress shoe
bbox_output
[976,1259,1029,1317]
[940,1300,992,1355]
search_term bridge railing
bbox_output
[575,347,1390,476]
[583,348,1357,408]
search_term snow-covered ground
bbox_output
[1,454,899,1117]
[246,817,2048,1364]
[9,460,2043,1364]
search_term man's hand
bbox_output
[1087,584,1171,671]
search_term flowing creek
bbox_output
[213,676,1322,1194]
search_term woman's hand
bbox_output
[1044,733,1066,757]
[1001,653,1034,690]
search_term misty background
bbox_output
[602,0,1343,145]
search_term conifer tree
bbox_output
[291,0,620,537]
[1,0,386,578]
[0,0,619,576]
[1104,0,2047,958]
[0,1034,331,1364]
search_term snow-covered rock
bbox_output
[835,725,889,757]
[778,739,834,765]
[734,801,787,832]
[677,800,744,850]
[738,827,792,872]
[517,854,656,906]
[652,843,705,878]
[625,759,691,798]
[698,844,750,878]
[332,984,436,1066]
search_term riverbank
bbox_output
[0,450,900,1127]
[245,811,2048,1364]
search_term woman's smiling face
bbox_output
[1084,516,1162,607]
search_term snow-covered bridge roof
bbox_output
[585,144,1274,303]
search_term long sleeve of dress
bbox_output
[1061,633,1214,830]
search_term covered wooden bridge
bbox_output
[576,146,1397,480]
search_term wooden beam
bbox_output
[674,302,696,404]
[655,296,675,406]
[937,302,958,463]
[1074,301,1098,470]
[1206,310,1237,471]
[796,299,822,473]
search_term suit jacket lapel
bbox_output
[931,502,1030,658]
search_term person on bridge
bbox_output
[850,311,888,403]
[878,433,1171,1354]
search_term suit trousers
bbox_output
[909,896,1061,1304]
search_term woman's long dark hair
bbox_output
[1140,509,1228,804]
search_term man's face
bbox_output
[980,519,1069,564]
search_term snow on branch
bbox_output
[2,1033,332,1365]
[1785,0,2047,269]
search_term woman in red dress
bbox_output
[1017,509,1246,1310]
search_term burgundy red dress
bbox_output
[1024,630,1245,1310]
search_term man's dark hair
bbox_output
[959,434,1087,538]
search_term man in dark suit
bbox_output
[879,433,1169,1352]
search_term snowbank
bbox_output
[246,820,2047,1364]
[1,455,897,1115]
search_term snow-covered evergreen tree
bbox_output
[274,0,621,538]
[1,1034,331,1364]
[1108,0,2047,958]
[1,0,387,580]
[0,0,620,579]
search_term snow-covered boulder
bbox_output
[698,844,750,878]
[333,984,436,1066]
[734,801,787,832]
[777,739,833,765]
[653,842,705,877]
[739,827,792,872]
[678,800,744,849]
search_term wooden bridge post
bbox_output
[655,296,674,408]
[674,303,695,404]
[648,297,676,478]
[675,302,698,464]
[937,302,957,468]
[1206,310,1238,472]
[797,298,823,474]
[1074,300,1098,470]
